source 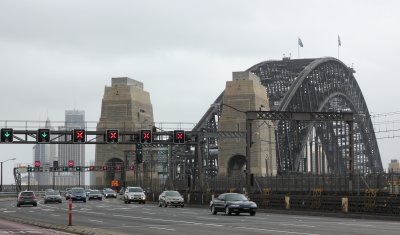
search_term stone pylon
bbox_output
[218,72,277,177]
[95,77,154,186]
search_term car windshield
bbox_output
[165,191,180,197]
[225,194,248,201]
[128,188,143,192]
[105,189,114,192]
[46,191,59,196]
[91,190,100,194]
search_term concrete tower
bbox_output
[95,77,154,186]
[218,71,277,177]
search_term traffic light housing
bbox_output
[1,128,13,142]
[73,129,86,143]
[136,143,143,163]
[173,130,185,144]
[140,129,152,143]
[37,129,50,143]
[62,166,69,171]
[102,166,107,171]
[106,129,119,143]
[75,166,81,171]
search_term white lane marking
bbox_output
[337,222,374,227]
[196,216,218,220]
[181,211,197,214]
[149,227,176,231]
[112,214,223,227]
[281,223,316,228]
[3,211,16,213]
[235,227,320,235]
[0,208,7,210]
[51,214,61,217]
[143,212,156,215]
[86,212,106,215]
[294,216,321,220]
[41,209,55,211]
[89,219,103,223]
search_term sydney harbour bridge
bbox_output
[192,57,382,180]
[7,56,384,194]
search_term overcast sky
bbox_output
[1,0,399,184]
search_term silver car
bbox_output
[88,190,103,201]
[124,187,146,204]
[158,190,184,208]
[44,190,62,204]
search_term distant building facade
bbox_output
[57,110,86,186]
[388,159,400,173]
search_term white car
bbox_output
[124,187,146,204]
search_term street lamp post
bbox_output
[1,158,16,192]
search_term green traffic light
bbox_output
[41,132,48,138]
[4,132,10,137]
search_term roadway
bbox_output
[0,197,399,235]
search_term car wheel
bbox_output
[128,201,131,204]
[124,200,127,204]
[211,206,217,215]
[143,201,146,204]
[250,211,256,216]
[235,212,240,215]
[159,202,162,207]
[33,203,37,207]
[17,203,20,207]
[175,205,178,208]
[225,206,231,215]
[44,201,47,204]
[83,200,86,203]
[181,205,184,208]
[164,202,167,207]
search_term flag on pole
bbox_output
[338,35,341,46]
[298,37,304,47]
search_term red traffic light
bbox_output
[89,166,95,171]
[73,129,85,143]
[173,130,185,144]
[106,129,119,143]
[129,165,134,171]
[34,161,41,167]
[140,129,152,143]
[103,166,107,171]
[68,160,74,167]
[115,165,121,171]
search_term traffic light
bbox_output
[115,165,121,171]
[135,143,143,163]
[73,129,86,143]
[37,129,50,143]
[1,128,13,142]
[68,160,74,167]
[129,165,135,171]
[27,167,33,172]
[89,166,95,171]
[102,166,107,171]
[140,129,152,143]
[173,130,185,144]
[34,161,41,167]
[75,166,81,171]
[62,166,69,171]
[106,129,119,143]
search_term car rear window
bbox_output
[21,192,34,196]
[128,188,143,192]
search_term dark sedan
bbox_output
[70,187,87,202]
[210,193,257,216]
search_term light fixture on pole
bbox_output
[1,157,16,192]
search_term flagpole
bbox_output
[298,43,300,59]
[338,44,340,59]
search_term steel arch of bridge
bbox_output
[195,57,382,175]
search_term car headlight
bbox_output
[229,204,240,207]
[250,202,257,207]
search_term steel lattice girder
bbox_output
[248,57,382,174]
[194,57,383,176]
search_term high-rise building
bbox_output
[388,159,400,173]
[57,110,86,186]
[33,118,57,186]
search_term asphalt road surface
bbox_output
[0,197,399,235]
